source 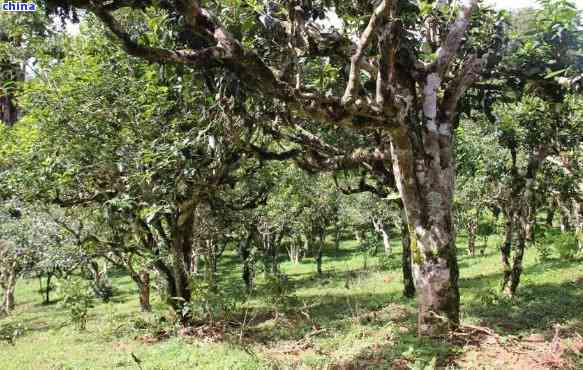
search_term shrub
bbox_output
[534,241,552,262]
[263,273,293,310]
[554,232,579,260]
[59,277,94,331]
[184,278,247,326]
[92,277,114,302]
[0,322,24,345]
[539,230,579,260]
[376,253,400,271]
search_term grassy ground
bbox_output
[1,234,582,369]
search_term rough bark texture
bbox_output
[390,123,460,335]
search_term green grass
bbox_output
[1,233,582,369]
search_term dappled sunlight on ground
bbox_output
[1,237,582,369]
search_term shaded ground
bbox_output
[1,236,582,369]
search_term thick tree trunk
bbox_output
[153,260,178,309]
[401,214,415,298]
[389,123,460,336]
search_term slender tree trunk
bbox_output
[354,229,363,244]
[287,235,302,265]
[316,247,323,275]
[374,220,392,255]
[138,270,151,312]
[190,241,200,275]
[502,148,546,296]
[546,206,555,227]
[401,214,415,298]
[2,270,17,312]
[44,273,52,305]
[239,235,254,292]
[191,252,199,275]
[500,207,514,293]
[205,240,218,292]
[272,232,282,274]
[334,220,341,250]
[573,199,582,251]
[316,229,325,275]
[262,233,279,274]
[525,203,536,242]
[467,219,477,257]
[507,222,526,297]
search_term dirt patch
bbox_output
[455,325,582,369]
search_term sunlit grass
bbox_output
[1,231,581,369]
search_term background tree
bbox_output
[488,0,583,296]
